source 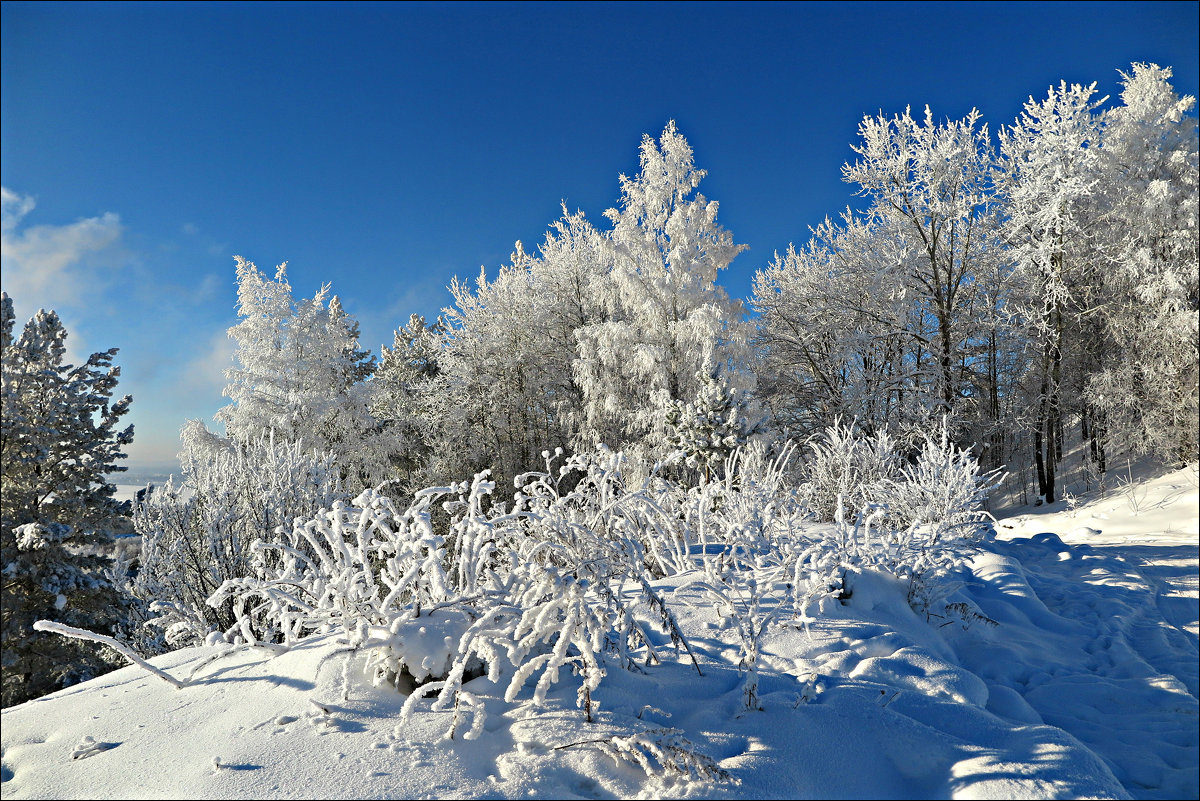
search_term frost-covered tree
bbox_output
[755,107,1011,451]
[215,257,387,490]
[531,207,613,434]
[840,106,1003,425]
[382,208,612,491]
[752,215,935,443]
[369,313,448,493]
[379,126,752,487]
[1088,64,1199,463]
[436,247,574,489]
[998,80,1109,501]
[1,292,133,706]
[575,121,755,463]
[664,351,762,481]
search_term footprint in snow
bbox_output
[71,736,119,760]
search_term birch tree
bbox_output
[1089,64,1200,463]
[998,80,1108,500]
[756,108,1010,452]
[841,106,1002,425]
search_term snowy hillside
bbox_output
[2,464,1196,800]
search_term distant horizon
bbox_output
[3,1,1196,472]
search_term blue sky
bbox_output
[2,0,1197,473]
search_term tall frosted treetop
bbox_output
[217,256,375,457]
[573,121,755,459]
[604,120,747,294]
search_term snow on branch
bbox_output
[33,620,187,690]
[556,727,738,785]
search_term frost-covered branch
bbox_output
[33,621,186,690]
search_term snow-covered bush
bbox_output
[685,441,805,550]
[557,727,736,786]
[517,446,692,580]
[212,448,710,736]
[798,421,900,521]
[674,443,804,710]
[129,425,343,649]
[206,427,993,736]
[879,421,1000,540]
[788,422,998,620]
[678,546,782,712]
[208,478,494,647]
[788,500,893,620]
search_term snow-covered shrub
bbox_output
[209,477,503,738]
[678,546,782,711]
[516,446,691,580]
[209,477,496,648]
[787,500,892,620]
[798,421,900,521]
[689,442,805,549]
[213,448,711,737]
[208,428,994,735]
[878,420,1000,540]
[878,426,998,614]
[674,444,805,710]
[788,422,999,621]
[389,553,625,738]
[419,451,703,730]
[129,426,343,649]
[557,727,736,786]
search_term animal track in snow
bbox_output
[70,736,118,760]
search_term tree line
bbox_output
[200,62,1196,501]
[2,62,1195,706]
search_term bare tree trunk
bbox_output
[1034,340,1059,505]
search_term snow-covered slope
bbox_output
[3,465,1196,800]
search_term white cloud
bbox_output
[1,186,35,224]
[121,328,236,471]
[177,219,229,258]
[0,187,124,316]
[195,273,223,304]
[357,279,453,357]
[179,327,236,402]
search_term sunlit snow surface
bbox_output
[3,465,1196,799]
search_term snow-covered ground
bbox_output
[112,485,147,504]
[3,464,1196,799]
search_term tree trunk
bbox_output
[1034,341,1058,505]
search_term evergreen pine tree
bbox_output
[1,292,134,706]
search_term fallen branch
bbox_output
[33,620,186,690]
